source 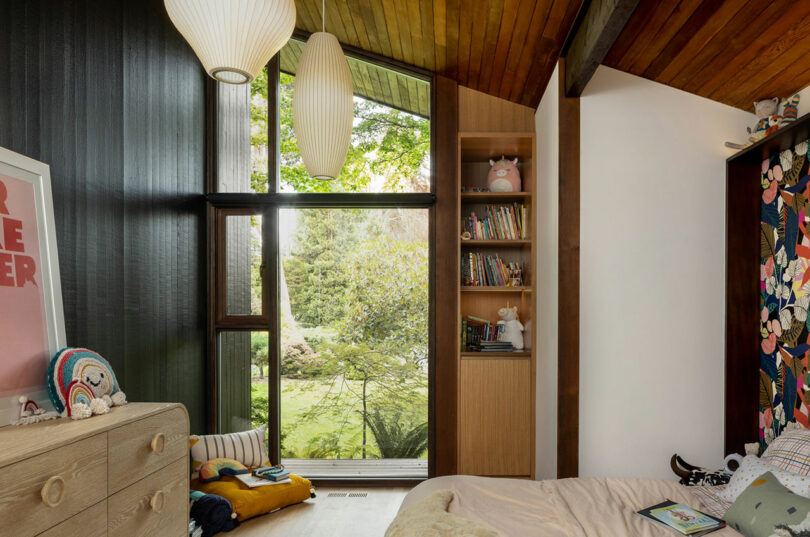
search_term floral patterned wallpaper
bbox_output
[760,140,810,447]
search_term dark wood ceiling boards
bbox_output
[604,0,810,111]
[293,0,583,108]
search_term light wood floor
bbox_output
[231,487,411,537]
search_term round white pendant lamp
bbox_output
[164,0,296,84]
[293,4,354,180]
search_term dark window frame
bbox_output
[206,47,438,479]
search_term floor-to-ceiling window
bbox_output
[209,38,433,479]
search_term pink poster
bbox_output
[0,172,48,398]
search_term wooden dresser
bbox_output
[0,403,189,537]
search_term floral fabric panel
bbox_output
[761,140,810,447]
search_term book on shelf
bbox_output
[461,252,523,287]
[461,315,514,352]
[462,203,526,240]
[637,501,724,535]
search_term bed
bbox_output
[398,475,739,536]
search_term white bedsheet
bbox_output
[399,475,741,536]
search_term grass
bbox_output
[251,377,427,459]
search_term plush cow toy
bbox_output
[47,348,127,419]
[670,454,730,487]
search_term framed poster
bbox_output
[0,147,65,425]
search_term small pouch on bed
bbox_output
[191,474,313,522]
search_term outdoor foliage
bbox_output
[247,62,431,459]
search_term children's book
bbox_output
[234,473,292,488]
[637,500,724,535]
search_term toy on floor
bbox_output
[190,490,238,537]
[487,156,521,192]
[46,347,127,420]
[199,458,249,483]
[497,304,524,351]
[11,396,59,425]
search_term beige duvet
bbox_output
[399,475,741,536]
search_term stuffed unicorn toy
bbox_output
[47,348,127,419]
[497,305,524,350]
[487,157,521,192]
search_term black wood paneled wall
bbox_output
[0,0,207,432]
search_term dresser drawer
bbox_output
[0,434,107,537]
[107,407,188,494]
[38,500,107,537]
[107,457,188,537]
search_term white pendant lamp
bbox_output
[164,0,296,84]
[293,1,354,180]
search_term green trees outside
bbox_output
[248,63,431,460]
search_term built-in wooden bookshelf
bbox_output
[456,128,536,478]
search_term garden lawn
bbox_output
[251,377,427,459]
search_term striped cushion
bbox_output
[190,426,269,477]
[762,428,810,475]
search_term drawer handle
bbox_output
[150,490,165,513]
[150,433,166,455]
[41,475,65,507]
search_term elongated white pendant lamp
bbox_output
[164,0,296,84]
[293,0,354,180]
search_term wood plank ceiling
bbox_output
[280,38,431,118]
[293,0,583,108]
[604,0,810,111]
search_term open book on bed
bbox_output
[637,500,725,535]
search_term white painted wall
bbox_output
[535,64,559,480]
[576,66,754,479]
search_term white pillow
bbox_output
[190,425,269,478]
[721,454,810,502]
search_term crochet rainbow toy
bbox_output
[47,348,127,420]
[199,458,250,483]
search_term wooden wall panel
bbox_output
[432,75,459,476]
[557,59,580,478]
[458,86,535,133]
[0,0,207,433]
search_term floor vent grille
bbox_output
[348,492,368,498]
[327,492,368,498]
[327,492,348,497]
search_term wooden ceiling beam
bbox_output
[563,0,640,97]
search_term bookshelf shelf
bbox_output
[461,239,530,247]
[461,351,531,359]
[460,191,531,202]
[461,286,528,292]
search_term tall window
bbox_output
[210,38,433,478]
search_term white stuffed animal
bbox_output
[497,306,524,350]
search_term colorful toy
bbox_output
[11,396,59,425]
[748,98,781,143]
[46,347,127,420]
[782,94,801,124]
[487,157,521,193]
[497,304,524,351]
[199,458,250,483]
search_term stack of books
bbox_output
[637,501,725,535]
[471,340,514,352]
[462,252,523,287]
[461,315,514,352]
[462,204,526,240]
